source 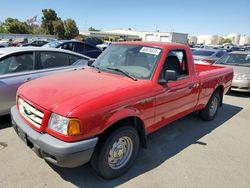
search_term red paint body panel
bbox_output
[16,42,233,142]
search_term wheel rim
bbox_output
[108,136,133,170]
[209,97,218,117]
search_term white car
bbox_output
[0,38,11,47]
[96,42,112,51]
[0,47,92,115]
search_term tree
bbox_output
[3,17,29,34]
[29,24,43,34]
[0,25,8,33]
[88,26,100,32]
[53,18,65,39]
[64,19,79,39]
[219,37,232,45]
[41,9,58,35]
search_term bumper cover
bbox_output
[231,79,250,92]
[11,106,98,168]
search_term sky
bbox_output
[0,0,250,36]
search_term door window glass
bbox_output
[161,50,188,79]
[40,52,69,68]
[61,43,74,51]
[74,43,84,53]
[68,54,88,65]
[0,53,34,75]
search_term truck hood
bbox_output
[19,68,148,116]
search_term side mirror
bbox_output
[165,70,177,81]
[88,59,95,66]
[158,70,178,85]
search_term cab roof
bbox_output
[113,41,188,49]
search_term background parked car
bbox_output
[43,40,102,58]
[192,49,227,64]
[0,38,12,47]
[215,51,250,92]
[10,38,28,47]
[21,40,48,47]
[84,37,103,46]
[0,47,92,116]
[96,41,112,51]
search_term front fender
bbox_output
[102,107,142,131]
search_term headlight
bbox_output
[48,113,81,135]
[234,74,250,80]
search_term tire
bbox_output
[199,91,221,121]
[90,126,139,179]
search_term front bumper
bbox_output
[231,79,250,92]
[11,106,98,168]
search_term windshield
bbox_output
[43,41,62,48]
[92,44,162,79]
[192,50,215,56]
[216,53,250,66]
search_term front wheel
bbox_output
[199,91,221,121]
[91,126,139,179]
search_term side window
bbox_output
[68,54,86,65]
[40,52,69,68]
[0,53,34,75]
[61,43,74,51]
[161,50,188,79]
[74,43,84,53]
[84,44,95,51]
[216,51,225,58]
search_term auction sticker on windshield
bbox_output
[140,47,161,55]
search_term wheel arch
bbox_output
[99,116,147,148]
[214,85,224,106]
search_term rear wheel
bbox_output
[91,126,139,179]
[199,91,221,121]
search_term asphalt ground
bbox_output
[0,91,250,188]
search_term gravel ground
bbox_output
[0,91,250,188]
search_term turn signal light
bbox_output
[67,119,81,135]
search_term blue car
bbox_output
[43,40,102,58]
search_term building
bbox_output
[196,35,219,45]
[0,33,56,40]
[188,36,197,44]
[225,33,241,45]
[80,29,188,43]
[239,35,250,45]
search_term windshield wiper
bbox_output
[106,67,137,81]
[90,65,101,73]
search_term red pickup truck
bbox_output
[11,42,233,179]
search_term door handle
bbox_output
[188,84,194,89]
[188,83,199,89]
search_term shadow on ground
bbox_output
[227,91,250,98]
[49,103,242,188]
[0,115,11,130]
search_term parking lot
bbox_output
[0,91,249,188]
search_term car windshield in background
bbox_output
[192,50,215,56]
[43,41,62,48]
[93,44,162,79]
[216,54,250,66]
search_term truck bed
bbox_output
[195,63,228,74]
[194,63,233,110]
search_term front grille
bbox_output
[18,98,44,128]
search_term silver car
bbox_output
[192,49,226,64]
[215,51,250,92]
[0,47,91,115]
